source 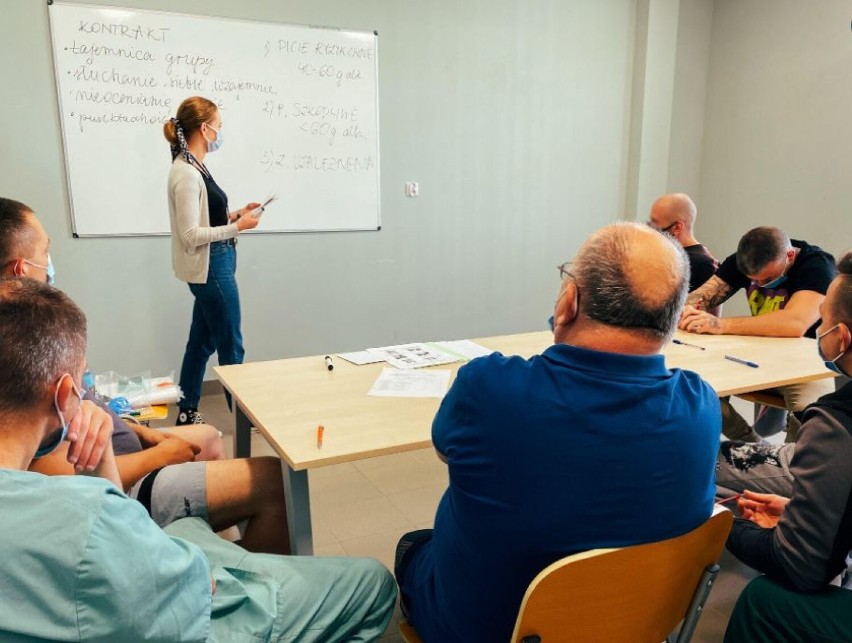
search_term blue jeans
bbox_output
[179,242,244,409]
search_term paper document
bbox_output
[433,340,494,361]
[337,350,385,366]
[367,343,461,369]
[368,368,452,398]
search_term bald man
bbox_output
[648,193,719,292]
[394,222,720,643]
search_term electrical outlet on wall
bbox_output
[405,182,419,197]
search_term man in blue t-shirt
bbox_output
[679,227,836,442]
[395,222,720,643]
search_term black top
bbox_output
[684,244,719,292]
[202,171,229,227]
[715,239,837,337]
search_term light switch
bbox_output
[405,182,419,198]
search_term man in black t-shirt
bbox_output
[679,227,836,441]
[648,193,719,293]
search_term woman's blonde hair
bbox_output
[163,96,218,161]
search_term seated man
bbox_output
[647,192,719,294]
[395,222,720,642]
[0,196,287,553]
[723,250,852,643]
[679,226,836,442]
[0,278,396,641]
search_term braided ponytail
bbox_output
[173,118,190,162]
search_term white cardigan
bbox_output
[167,157,239,284]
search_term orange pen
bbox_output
[317,425,324,449]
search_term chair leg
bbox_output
[674,564,720,643]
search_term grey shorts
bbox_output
[716,441,795,497]
[128,461,208,527]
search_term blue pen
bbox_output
[673,338,706,351]
[725,355,759,368]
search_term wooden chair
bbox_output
[401,506,733,643]
[399,620,423,642]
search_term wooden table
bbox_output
[215,330,834,554]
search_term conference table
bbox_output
[215,330,835,554]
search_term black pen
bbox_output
[673,338,706,351]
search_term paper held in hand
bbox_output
[253,194,278,217]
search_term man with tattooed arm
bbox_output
[679,227,835,443]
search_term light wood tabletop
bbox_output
[215,329,835,554]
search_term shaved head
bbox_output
[0,198,38,265]
[572,222,689,340]
[649,193,697,232]
[831,250,852,323]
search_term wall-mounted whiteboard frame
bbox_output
[48,1,381,236]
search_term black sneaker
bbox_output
[176,408,205,426]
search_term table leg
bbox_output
[281,461,314,555]
[234,403,252,458]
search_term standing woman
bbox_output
[164,96,260,425]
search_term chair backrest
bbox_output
[510,505,733,643]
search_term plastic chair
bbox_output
[401,506,733,643]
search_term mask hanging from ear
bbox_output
[817,324,850,377]
[23,254,55,285]
[34,374,83,458]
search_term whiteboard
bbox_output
[48,2,380,236]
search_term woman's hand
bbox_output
[231,202,262,220]
[235,202,262,231]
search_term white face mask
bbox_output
[204,123,223,153]
[34,374,83,458]
[24,254,55,285]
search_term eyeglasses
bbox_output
[647,220,677,233]
[557,261,574,280]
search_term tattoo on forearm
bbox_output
[687,277,733,309]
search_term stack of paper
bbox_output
[358,340,494,370]
[337,339,493,399]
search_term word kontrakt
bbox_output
[76,20,170,42]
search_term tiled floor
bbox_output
[163,392,771,642]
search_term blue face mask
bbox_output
[205,123,223,153]
[817,324,849,377]
[760,274,787,289]
[24,254,55,285]
[34,374,83,459]
[754,256,789,290]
